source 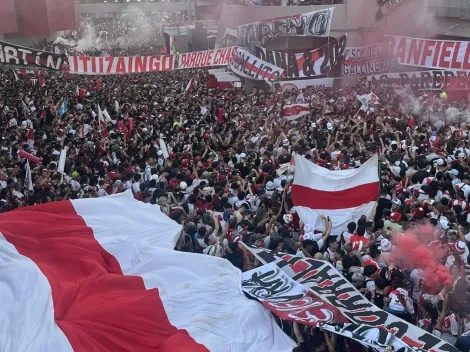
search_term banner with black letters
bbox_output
[343,43,395,75]
[254,35,347,79]
[243,245,459,352]
[361,70,470,91]
[229,48,284,84]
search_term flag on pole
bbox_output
[58,99,68,118]
[57,147,67,174]
[103,109,111,122]
[95,78,103,90]
[162,32,177,55]
[291,154,379,235]
[114,100,120,112]
[38,71,45,88]
[357,92,379,112]
[12,70,19,82]
[24,160,34,191]
[184,78,193,93]
[76,85,79,96]
[282,104,310,121]
[0,192,295,352]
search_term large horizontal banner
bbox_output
[361,70,470,91]
[245,246,459,352]
[274,78,335,91]
[229,48,283,84]
[386,35,470,70]
[0,40,64,71]
[67,55,175,74]
[237,8,334,46]
[343,43,394,75]
[177,47,238,69]
[255,35,347,79]
[376,0,411,20]
[242,263,412,351]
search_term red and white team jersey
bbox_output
[422,177,435,186]
[443,314,459,336]
[389,288,414,314]
[410,269,424,303]
[452,199,468,211]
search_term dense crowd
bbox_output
[2,41,470,350]
[228,0,342,6]
[31,12,190,56]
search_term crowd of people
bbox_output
[228,0,342,6]
[31,12,190,56]
[3,34,470,351]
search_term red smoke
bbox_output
[391,224,453,292]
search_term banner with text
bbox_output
[376,0,411,20]
[0,40,65,71]
[177,47,238,69]
[255,35,347,79]
[242,263,413,351]
[67,55,176,74]
[237,8,334,46]
[245,246,459,352]
[275,78,335,91]
[361,70,470,91]
[386,35,470,70]
[343,43,394,75]
[229,48,284,84]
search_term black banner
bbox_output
[0,40,65,71]
[254,35,347,79]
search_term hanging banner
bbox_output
[244,246,459,352]
[361,70,470,91]
[376,0,411,20]
[343,43,395,75]
[282,104,310,120]
[237,8,334,46]
[67,55,175,75]
[177,47,238,69]
[229,48,284,84]
[254,35,347,79]
[386,35,470,70]
[274,78,335,91]
[0,40,65,71]
[242,263,413,351]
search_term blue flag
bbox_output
[58,99,68,118]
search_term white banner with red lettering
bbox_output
[282,104,310,121]
[67,55,176,75]
[229,48,284,84]
[276,78,335,91]
[386,35,470,70]
[177,47,238,69]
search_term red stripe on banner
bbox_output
[0,201,207,352]
[291,182,379,210]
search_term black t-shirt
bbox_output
[224,252,243,271]
[375,197,393,223]
[234,163,250,178]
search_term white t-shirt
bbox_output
[410,269,424,303]
[388,288,414,314]
[203,244,223,257]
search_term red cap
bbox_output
[390,212,402,222]
[169,153,176,159]
[340,164,349,170]
[412,207,424,219]
[195,156,202,162]
[394,184,404,194]
[181,159,189,167]
[203,133,209,139]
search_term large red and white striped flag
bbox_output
[282,104,310,121]
[1,191,295,352]
[291,154,379,235]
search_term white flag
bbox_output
[103,109,112,122]
[57,147,68,174]
[114,100,120,112]
[24,160,33,191]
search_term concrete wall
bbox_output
[80,2,193,14]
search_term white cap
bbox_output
[326,122,333,130]
[283,214,293,223]
[392,198,401,207]
[437,159,444,166]
[265,181,274,190]
[457,240,466,252]
[179,181,187,190]
[157,150,163,156]
[151,174,159,181]
[378,238,392,252]
[239,153,247,158]
[448,169,459,176]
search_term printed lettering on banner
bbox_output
[255,35,347,79]
[243,246,460,352]
[274,78,335,91]
[237,8,334,46]
[343,43,395,75]
[376,0,410,20]
[0,40,64,70]
[177,47,238,69]
[386,35,470,70]
[361,70,470,91]
[67,55,175,75]
[229,48,284,84]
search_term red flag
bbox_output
[128,118,134,137]
[18,149,42,164]
[118,120,129,139]
[95,78,103,90]
[38,71,45,88]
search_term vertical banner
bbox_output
[376,0,411,20]
[237,8,334,46]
